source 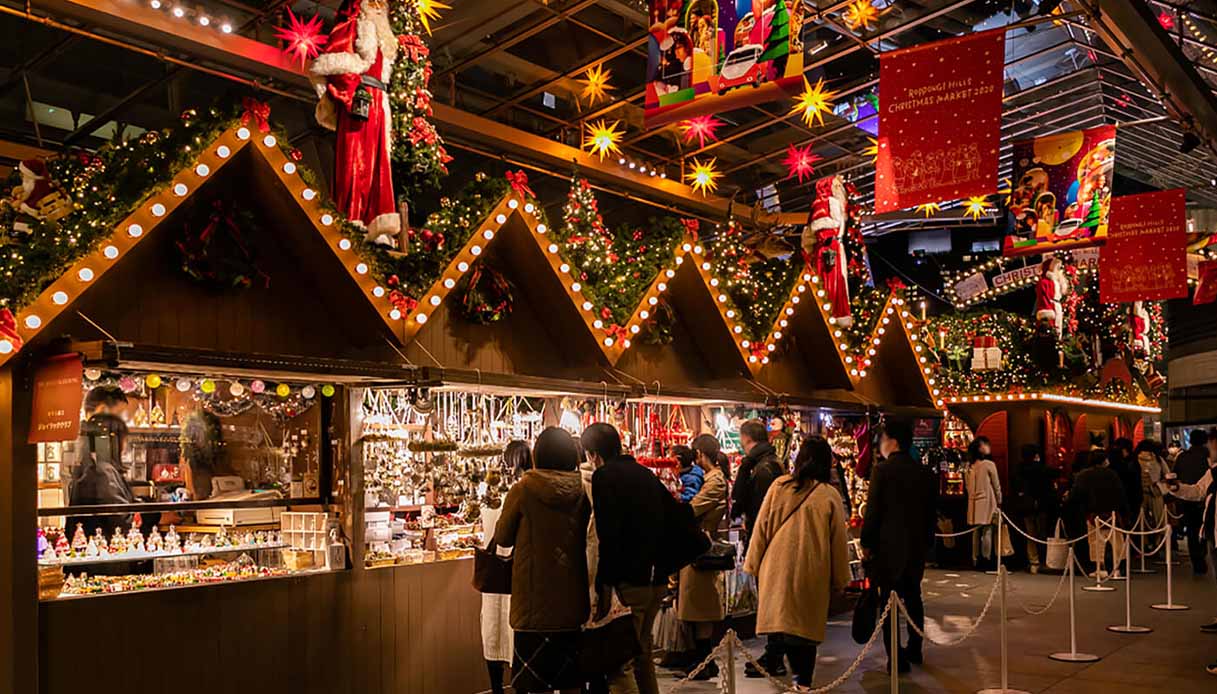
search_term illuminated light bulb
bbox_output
[338,238,352,250]
[582,301,593,311]
[195,164,210,177]
[828,316,837,324]
[767,343,776,352]
[816,289,826,298]
[320,214,334,226]
[571,283,582,292]
[923,367,932,374]
[675,257,684,265]
[428,295,441,306]
[283,162,297,175]
[25,314,42,329]
[784,308,794,316]
[151,203,167,216]
[733,326,742,334]
[639,310,650,319]
[128,224,143,237]
[302,188,316,200]
[717,294,727,303]
[701,262,710,271]
[882,317,890,325]
[868,348,876,356]
[482,229,494,240]
[355,263,368,274]
[812,275,820,283]
[495,214,507,224]
[791,296,800,304]
[470,245,482,256]
[508,199,519,209]
[878,327,886,335]
[834,330,842,338]
[604,337,614,346]
[693,245,703,254]
[263,135,277,147]
[103,245,119,259]
[872,338,880,345]
[822,303,832,311]
[199,15,209,26]
[216,145,230,158]
[443,278,455,289]
[560,263,571,273]
[536,224,547,234]
[150,0,161,7]
[886,307,895,314]
[236,127,250,139]
[630,325,640,334]
[525,203,535,214]
[220,22,232,33]
[914,345,923,352]
[741,340,750,348]
[172,6,184,17]
[802,273,811,282]
[726,310,735,318]
[858,370,867,377]
[773,331,783,340]
[416,313,428,324]
[839,343,848,351]
[593,320,604,329]
[78,268,94,282]
[761,356,769,364]
[845,356,853,363]
[933,389,940,396]
[797,285,806,293]
[901,311,910,318]
[682,243,692,252]
[749,356,758,364]
[52,291,68,305]
[928,378,936,385]
[547,244,559,253]
[665,269,675,278]
[657,282,667,292]
[457,261,469,272]
[863,359,871,366]
[850,368,859,376]
[639,166,647,174]
[623,339,631,348]
[372,286,385,297]
[0,340,11,354]
[648,297,658,305]
[710,278,719,287]
[389,309,401,320]
[778,320,787,328]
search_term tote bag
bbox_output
[1045,519,1069,570]
[999,522,1015,557]
[471,542,512,594]
[851,584,880,645]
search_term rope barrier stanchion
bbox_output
[1081,514,1117,592]
[1049,548,1101,663]
[724,628,737,694]
[1132,509,1156,574]
[1108,529,1152,634]
[977,564,1030,694]
[890,592,900,694]
[1150,526,1190,611]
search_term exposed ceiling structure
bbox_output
[3,0,1217,234]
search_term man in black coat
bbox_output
[1176,429,1212,575]
[733,419,788,678]
[861,419,938,672]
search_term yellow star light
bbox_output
[789,77,838,127]
[580,64,614,105]
[415,0,451,36]
[583,119,624,161]
[998,177,1013,206]
[964,196,993,221]
[916,202,941,218]
[863,137,879,163]
[843,0,880,32]
[686,157,720,196]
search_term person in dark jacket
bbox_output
[734,419,788,678]
[1012,444,1060,574]
[495,427,590,694]
[1176,429,1212,575]
[68,386,135,537]
[584,423,671,694]
[1109,438,1142,528]
[860,419,938,672]
[673,444,704,503]
[1067,451,1129,579]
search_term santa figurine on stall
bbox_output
[1129,300,1151,355]
[1035,256,1069,339]
[7,158,71,234]
[802,175,852,326]
[309,0,400,244]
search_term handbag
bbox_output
[999,522,1015,557]
[471,542,512,594]
[657,493,711,575]
[1045,519,1069,570]
[578,613,641,676]
[692,540,737,571]
[851,584,880,644]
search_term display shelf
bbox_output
[37,496,323,517]
[44,567,336,603]
[40,542,287,567]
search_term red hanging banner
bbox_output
[1194,259,1217,305]
[1099,188,1189,304]
[874,29,1005,213]
[29,354,83,443]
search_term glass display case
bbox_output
[35,368,344,600]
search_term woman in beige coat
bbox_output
[965,436,1002,569]
[744,435,850,687]
[678,434,730,679]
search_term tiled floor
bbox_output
[656,565,1217,693]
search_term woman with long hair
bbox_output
[743,435,851,687]
[966,436,1002,570]
[677,434,731,680]
[479,440,530,694]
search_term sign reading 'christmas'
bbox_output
[1100,188,1189,304]
[874,29,1005,213]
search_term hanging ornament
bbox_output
[84,368,102,381]
[276,383,291,398]
[678,115,723,149]
[118,375,138,393]
[579,64,614,104]
[145,374,162,389]
[964,195,993,221]
[863,137,879,163]
[685,157,720,196]
[250,379,266,394]
[273,8,328,68]
[200,379,217,394]
[321,384,336,398]
[783,143,822,184]
[176,378,193,392]
[916,202,941,218]
[301,385,317,399]
[583,119,624,161]
[789,77,838,127]
[230,381,246,397]
[415,0,452,35]
[842,0,882,32]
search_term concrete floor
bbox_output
[657,565,1217,694]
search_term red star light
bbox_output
[783,144,821,184]
[678,116,723,149]
[274,9,327,68]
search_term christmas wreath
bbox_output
[459,264,514,324]
[176,199,268,291]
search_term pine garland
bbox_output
[706,222,801,342]
[387,6,450,204]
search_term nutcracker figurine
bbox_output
[803,175,852,326]
[309,0,400,241]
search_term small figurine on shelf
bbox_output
[54,531,70,558]
[214,525,230,547]
[200,533,213,549]
[109,527,127,555]
[36,528,50,558]
[164,525,180,553]
[127,525,145,554]
[85,538,99,557]
[133,403,149,428]
[70,523,88,556]
[92,528,108,555]
[147,527,162,553]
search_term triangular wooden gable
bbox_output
[0,123,402,367]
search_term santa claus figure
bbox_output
[8,158,65,234]
[802,175,851,326]
[1129,301,1151,354]
[1034,257,1068,338]
[309,0,400,241]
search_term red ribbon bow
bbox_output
[398,34,430,62]
[0,308,22,351]
[505,170,535,200]
[241,97,271,133]
[605,324,629,343]
[680,218,700,240]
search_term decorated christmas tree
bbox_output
[759,0,791,67]
[388,3,451,203]
[1081,195,1103,230]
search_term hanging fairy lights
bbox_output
[144,0,233,34]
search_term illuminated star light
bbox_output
[579,64,614,104]
[790,77,838,127]
[842,0,881,32]
[273,9,328,67]
[583,119,624,161]
[964,196,993,221]
[916,202,941,218]
[686,157,720,196]
[678,115,723,149]
[863,137,879,163]
[415,0,451,36]
[783,144,822,184]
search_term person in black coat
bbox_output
[1012,444,1060,573]
[1175,429,1212,575]
[1067,451,1129,578]
[860,419,938,672]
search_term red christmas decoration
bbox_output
[240,97,271,134]
[677,115,723,149]
[274,8,328,68]
[505,170,535,199]
[782,143,821,184]
[1158,11,1175,31]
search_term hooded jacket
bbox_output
[495,468,591,631]
[732,441,782,533]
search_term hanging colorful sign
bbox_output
[874,28,1005,213]
[29,354,84,443]
[1194,259,1217,305]
[1004,125,1116,257]
[1100,188,1188,303]
[644,0,805,127]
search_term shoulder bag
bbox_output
[471,541,512,594]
